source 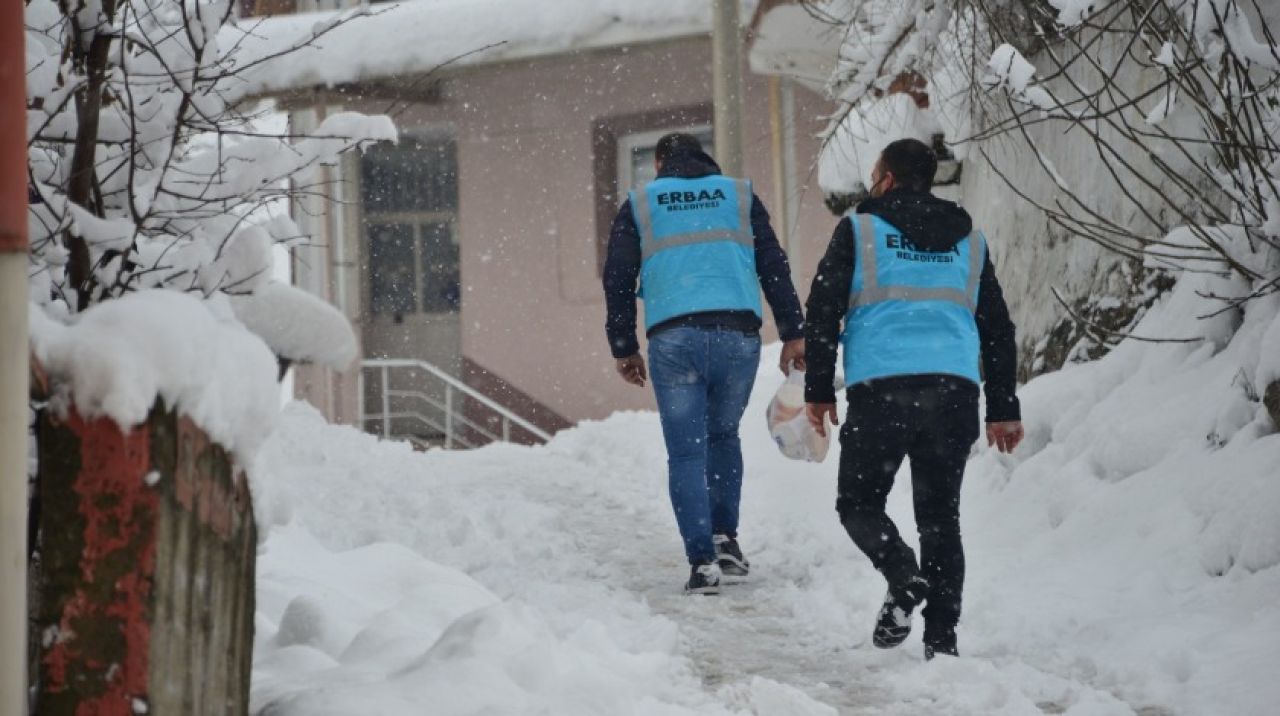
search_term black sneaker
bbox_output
[924,626,959,660]
[684,562,721,595]
[924,641,959,660]
[714,534,749,579]
[872,576,928,649]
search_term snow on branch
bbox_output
[25,0,395,308]
[983,44,1063,114]
[23,0,405,456]
[809,0,1280,312]
[229,282,358,372]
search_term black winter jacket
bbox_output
[602,150,804,359]
[803,189,1021,422]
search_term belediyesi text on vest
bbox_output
[655,188,728,213]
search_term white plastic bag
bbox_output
[765,370,832,463]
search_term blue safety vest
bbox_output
[630,175,762,331]
[842,212,984,385]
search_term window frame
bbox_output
[365,213,460,318]
[361,129,460,319]
[613,124,714,201]
[591,104,713,275]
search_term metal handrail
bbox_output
[361,408,480,450]
[359,358,553,449]
[383,388,502,444]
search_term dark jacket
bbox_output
[803,189,1021,422]
[602,149,804,359]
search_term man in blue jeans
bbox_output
[603,133,805,594]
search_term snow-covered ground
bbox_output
[251,281,1280,715]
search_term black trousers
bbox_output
[836,376,979,645]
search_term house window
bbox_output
[592,104,714,274]
[362,135,460,317]
[615,125,715,199]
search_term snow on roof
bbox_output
[226,0,736,97]
[748,0,843,91]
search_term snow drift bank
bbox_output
[253,275,1279,714]
[252,406,835,716]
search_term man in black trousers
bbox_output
[804,138,1024,659]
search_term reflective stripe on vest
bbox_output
[847,213,982,313]
[631,176,762,331]
[840,212,984,386]
[632,178,754,261]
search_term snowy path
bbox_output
[451,448,880,713]
[251,340,1280,715]
[405,426,1149,716]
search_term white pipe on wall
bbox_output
[0,3,29,710]
[712,0,745,177]
[0,255,29,716]
[781,77,801,274]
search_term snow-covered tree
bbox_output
[807,0,1280,423]
[24,0,396,373]
[817,0,1278,295]
[812,1,1278,384]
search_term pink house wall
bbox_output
[380,37,836,424]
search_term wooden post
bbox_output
[35,402,256,715]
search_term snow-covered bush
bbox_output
[24,0,394,447]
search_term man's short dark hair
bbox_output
[880,138,938,192]
[655,132,704,163]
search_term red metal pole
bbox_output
[0,0,25,250]
[1,2,31,714]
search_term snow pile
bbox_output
[225,0,736,97]
[256,531,728,715]
[940,282,1280,715]
[253,405,831,716]
[255,263,1280,714]
[29,290,280,463]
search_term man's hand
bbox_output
[780,339,806,375]
[986,421,1024,454]
[806,403,839,437]
[615,354,647,387]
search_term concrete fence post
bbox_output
[33,401,256,715]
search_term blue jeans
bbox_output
[648,327,761,564]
